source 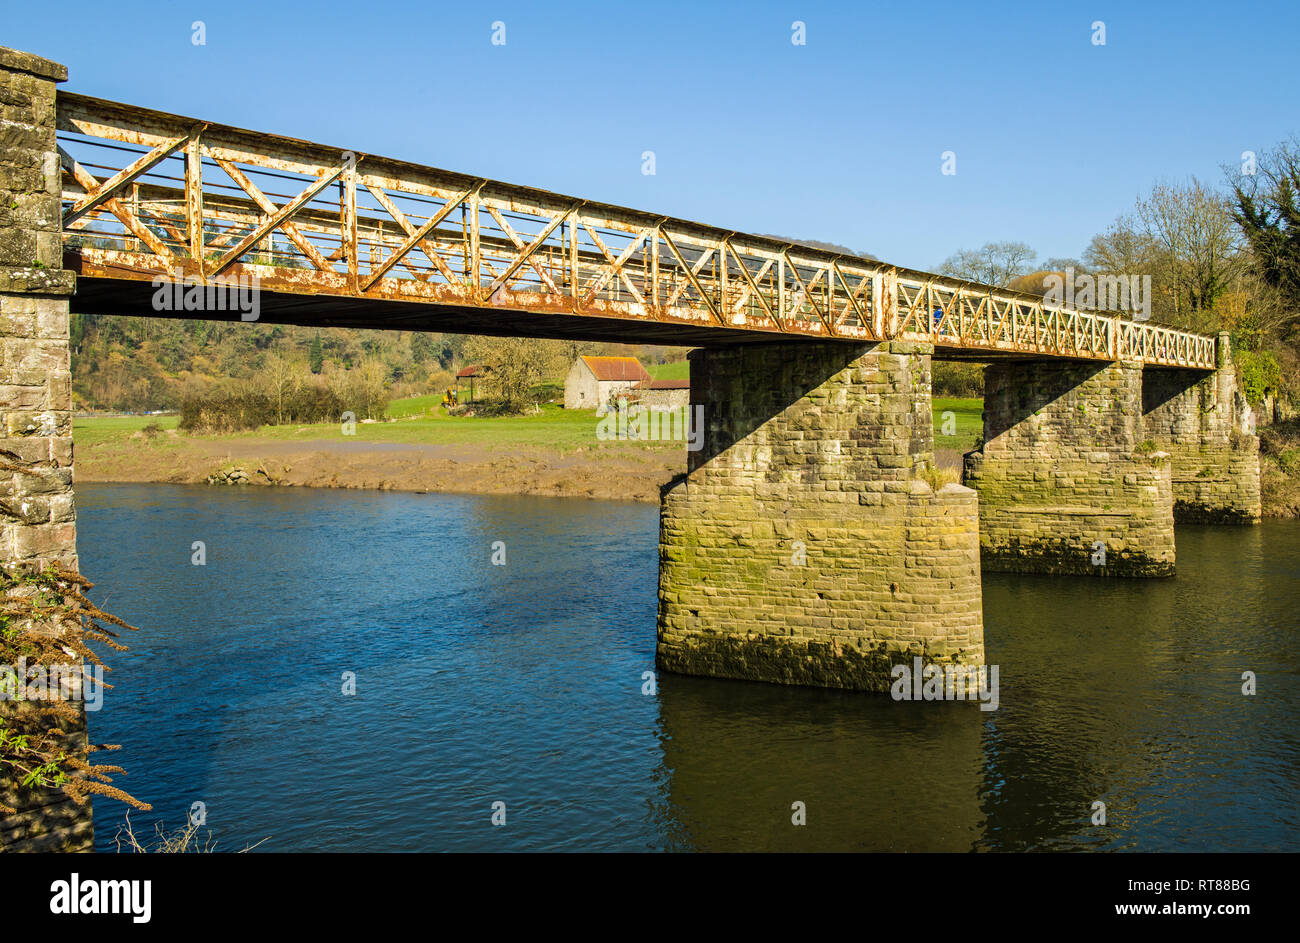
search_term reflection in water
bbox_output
[976,523,1299,852]
[655,676,984,851]
[77,484,1299,852]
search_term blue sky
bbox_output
[4,0,1296,270]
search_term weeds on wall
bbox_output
[0,565,149,815]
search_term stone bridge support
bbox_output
[1141,334,1261,524]
[657,341,984,691]
[963,358,1175,577]
[0,48,89,851]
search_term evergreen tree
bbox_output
[69,313,85,353]
[309,332,324,374]
[410,330,429,364]
[1232,140,1300,310]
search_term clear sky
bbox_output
[4,0,1296,271]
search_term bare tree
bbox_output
[260,352,299,425]
[1133,178,1246,327]
[1214,271,1293,344]
[938,241,1038,287]
[353,357,390,420]
[1084,213,1159,277]
[1082,180,1246,330]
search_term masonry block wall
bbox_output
[1141,335,1261,524]
[657,341,984,692]
[0,47,91,852]
[963,359,1175,577]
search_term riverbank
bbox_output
[69,397,986,504]
[1261,419,1300,518]
[74,404,1299,514]
[74,414,687,504]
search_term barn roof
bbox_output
[457,365,485,378]
[580,356,651,382]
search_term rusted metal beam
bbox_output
[728,241,785,332]
[484,204,570,298]
[62,130,191,226]
[782,250,832,335]
[211,154,332,272]
[661,230,722,325]
[361,182,479,291]
[580,222,650,306]
[59,147,174,262]
[51,90,1218,368]
[209,165,344,277]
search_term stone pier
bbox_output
[962,358,1175,577]
[656,341,984,691]
[0,48,89,852]
[1141,333,1261,524]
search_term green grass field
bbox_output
[933,397,983,452]
[647,361,690,381]
[72,414,180,447]
[75,403,671,452]
[385,393,443,419]
[75,393,983,454]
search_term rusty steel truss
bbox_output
[56,92,1217,368]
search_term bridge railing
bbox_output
[54,92,1217,368]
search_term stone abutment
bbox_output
[0,47,89,853]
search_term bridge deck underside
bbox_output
[69,273,1196,365]
[69,272,752,346]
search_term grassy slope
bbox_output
[73,414,180,447]
[386,393,443,419]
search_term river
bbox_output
[78,483,1300,852]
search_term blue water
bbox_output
[78,483,1300,852]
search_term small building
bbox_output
[564,355,651,410]
[456,365,486,402]
[635,378,690,410]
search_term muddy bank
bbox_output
[76,434,687,503]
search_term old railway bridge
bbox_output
[0,46,1260,847]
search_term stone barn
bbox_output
[635,378,691,409]
[564,355,651,410]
